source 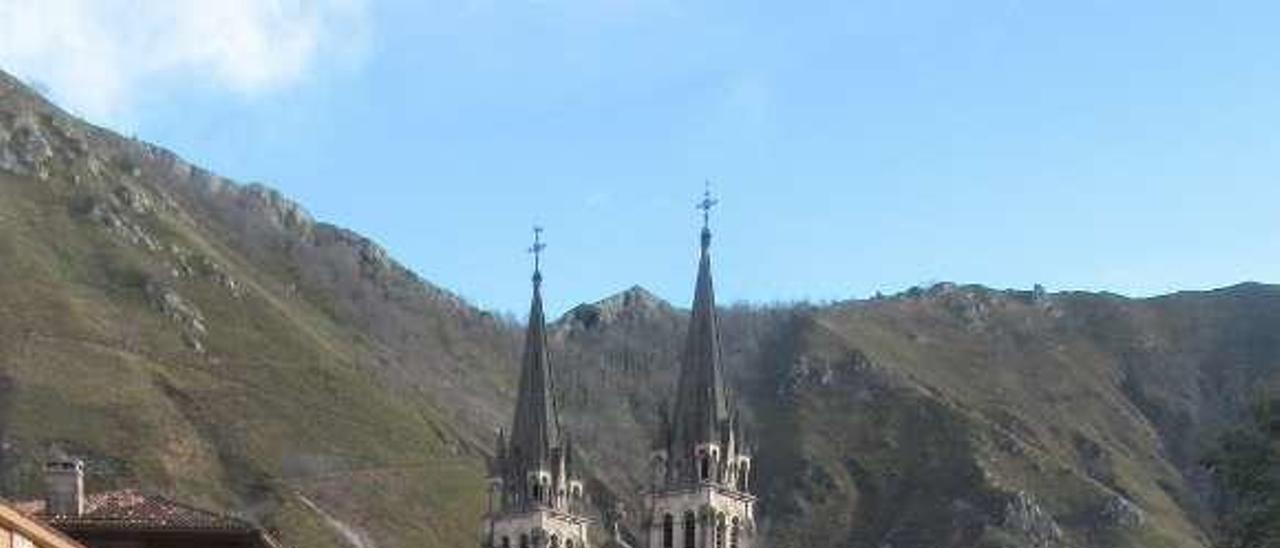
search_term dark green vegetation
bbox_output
[1205,400,1280,548]
[1,70,1274,547]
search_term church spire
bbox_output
[644,187,757,548]
[670,185,730,464]
[483,228,590,548]
[508,226,561,473]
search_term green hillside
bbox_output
[0,70,512,548]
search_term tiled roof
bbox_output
[15,489,255,532]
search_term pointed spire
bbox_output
[509,227,561,473]
[670,186,730,465]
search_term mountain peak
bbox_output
[558,285,674,332]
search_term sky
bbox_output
[3,0,1280,316]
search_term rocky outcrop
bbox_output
[783,348,879,392]
[1002,491,1063,548]
[313,226,393,278]
[0,112,55,179]
[145,282,207,352]
[1099,494,1145,530]
[561,286,673,332]
[236,183,316,239]
[78,192,162,252]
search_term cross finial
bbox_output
[529,226,546,284]
[697,181,718,250]
[697,180,718,230]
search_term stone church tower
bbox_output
[645,195,757,548]
[483,229,591,548]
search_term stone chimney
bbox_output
[44,457,84,516]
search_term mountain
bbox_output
[555,282,1279,548]
[0,70,520,548]
[1,69,1275,548]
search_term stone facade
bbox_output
[483,509,590,548]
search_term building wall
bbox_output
[645,487,755,548]
[485,510,590,548]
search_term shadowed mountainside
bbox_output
[552,283,1280,548]
[2,70,1277,548]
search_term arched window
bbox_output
[520,534,530,548]
[550,535,560,548]
[683,511,697,548]
[716,514,726,548]
[730,518,740,548]
[662,514,675,548]
[700,454,710,480]
[501,536,511,548]
[566,540,574,548]
[737,466,747,491]
[532,483,543,502]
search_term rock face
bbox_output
[561,286,674,332]
[0,112,55,179]
[145,282,208,352]
[236,183,316,238]
[0,69,1270,548]
[1099,495,1145,530]
[1003,491,1063,548]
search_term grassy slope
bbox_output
[0,168,494,547]
[0,72,499,547]
[788,289,1208,547]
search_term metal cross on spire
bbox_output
[528,226,547,281]
[697,180,719,230]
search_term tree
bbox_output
[1206,398,1280,548]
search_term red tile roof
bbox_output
[15,489,255,532]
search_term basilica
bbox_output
[480,193,758,548]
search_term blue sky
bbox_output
[5,1,1280,316]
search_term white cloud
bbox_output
[0,0,370,124]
